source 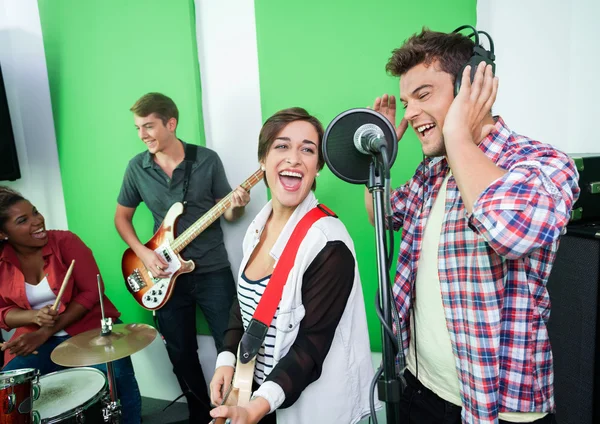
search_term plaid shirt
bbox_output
[391,117,580,423]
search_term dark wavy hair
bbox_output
[0,186,25,231]
[386,27,474,84]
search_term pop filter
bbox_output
[322,108,398,184]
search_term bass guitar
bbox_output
[122,168,264,310]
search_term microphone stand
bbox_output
[368,157,402,423]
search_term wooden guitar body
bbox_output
[213,354,256,424]
[121,202,195,310]
[122,168,264,310]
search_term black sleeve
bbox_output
[221,295,244,355]
[264,240,355,408]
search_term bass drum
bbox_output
[34,368,108,424]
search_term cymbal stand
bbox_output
[98,274,121,423]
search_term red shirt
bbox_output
[0,230,120,365]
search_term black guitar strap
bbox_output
[182,142,198,206]
[153,142,198,339]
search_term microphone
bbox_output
[353,123,386,155]
[353,124,393,216]
[322,108,397,185]
[352,123,393,217]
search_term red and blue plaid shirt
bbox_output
[391,117,580,423]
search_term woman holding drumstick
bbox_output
[0,186,141,423]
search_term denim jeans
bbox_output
[156,266,236,422]
[2,332,142,424]
[400,370,556,424]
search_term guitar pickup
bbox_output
[126,269,146,293]
[162,250,172,262]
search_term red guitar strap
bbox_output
[238,204,336,364]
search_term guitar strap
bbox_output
[238,204,337,364]
[182,142,198,206]
[152,141,197,341]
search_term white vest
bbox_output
[241,191,378,424]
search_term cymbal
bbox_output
[51,323,157,367]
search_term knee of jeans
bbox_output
[1,358,22,371]
[3,357,43,373]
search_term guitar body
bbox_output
[122,168,264,311]
[122,202,195,310]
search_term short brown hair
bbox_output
[0,186,25,231]
[257,107,324,191]
[130,92,179,126]
[386,27,474,84]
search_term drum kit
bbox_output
[1,277,157,424]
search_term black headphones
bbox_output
[452,25,496,96]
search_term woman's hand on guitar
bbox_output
[139,247,170,279]
[209,405,253,424]
[210,365,234,406]
[210,396,270,424]
[32,305,58,327]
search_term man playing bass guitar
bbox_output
[114,92,250,423]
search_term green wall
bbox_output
[38,0,476,348]
[38,0,209,329]
[254,0,477,351]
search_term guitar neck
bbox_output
[171,168,264,253]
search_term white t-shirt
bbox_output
[25,276,68,336]
[407,173,546,422]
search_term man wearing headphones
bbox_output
[365,28,579,423]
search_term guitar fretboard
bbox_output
[171,168,264,253]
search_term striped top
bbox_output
[239,271,277,384]
[221,240,358,411]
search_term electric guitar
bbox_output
[122,168,264,310]
[213,349,256,424]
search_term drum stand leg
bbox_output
[103,360,121,423]
[97,275,122,423]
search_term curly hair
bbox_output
[0,186,25,231]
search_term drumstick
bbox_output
[52,259,75,311]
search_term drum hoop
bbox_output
[38,367,108,423]
[0,368,39,388]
